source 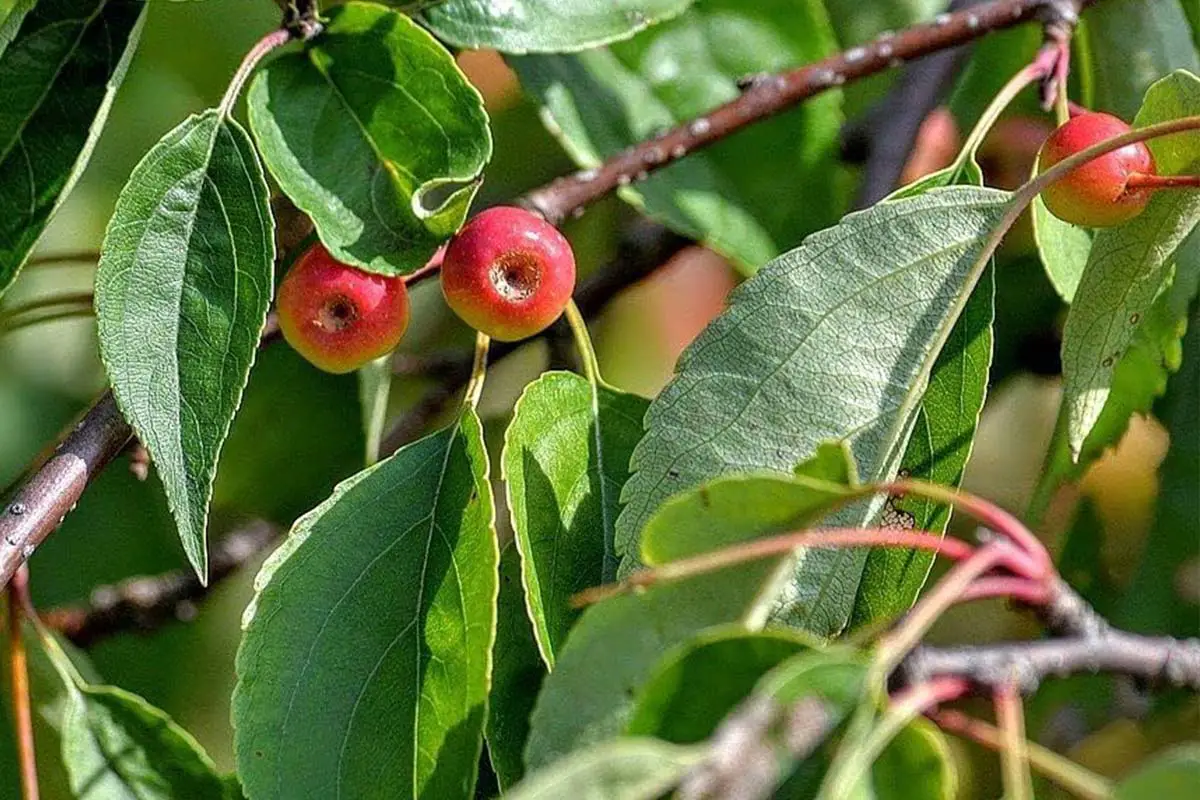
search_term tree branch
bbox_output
[39,521,279,648]
[0,0,1102,591]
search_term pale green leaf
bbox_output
[1082,0,1200,120]
[419,0,694,54]
[487,544,546,790]
[95,109,275,580]
[0,0,146,298]
[1062,70,1200,456]
[358,354,392,465]
[249,2,491,275]
[34,630,227,800]
[506,739,703,800]
[524,449,855,768]
[616,186,1011,636]
[502,371,648,666]
[513,0,847,273]
[1033,189,1094,303]
[1115,745,1200,799]
[864,719,956,800]
[233,409,498,800]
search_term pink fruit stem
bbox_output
[1125,172,1200,190]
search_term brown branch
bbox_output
[0,0,1100,592]
[39,521,279,648]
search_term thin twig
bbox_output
[7,566,39,800]
[996,683,1033,800]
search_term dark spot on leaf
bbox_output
[1129,313,1140,325]
[667,469,680,478]
[699,487,711,508]
[1102,356,1114,368]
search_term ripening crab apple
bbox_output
[440,206,576,342]
[277,243,411,374]
[1037,111,1156,228]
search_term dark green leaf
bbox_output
[506,739,703,800]
[1057,499,1119,618]
[865,718,956,800]
[1082,0,1200,119]
[233,409,498,800]
[627,626,811,743]
[34,628,228,799]
[524,448,855,768]
[420,0,694,54]
[0,0,146,297]
[249,2,491,275]
[851,146,994,628]
[616,186,1011,636]
[95,109,275,580]
[1062,71,1200,456]
[513,0,847,273]
[487,544,547,790]
[1119,301,1200,635]
[1115,745,1200,799]
[502,371,648,665]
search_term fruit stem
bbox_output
[7,566,40,800]
[1125,172,1200,190]
[218,27,294,118]
[563,299,602,388]
[462,331,490,411]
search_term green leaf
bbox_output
[513,0,847,273]
[851,142,994,628]
[626,626,811,743]
[358,354,392,465]
[95,109,275,580]
[502,371,648,666]
[0,0,146,298]
[864,718,956,800]
[233,408,498,800]
[616,186,1011,635]
[249,2,491,276]
[487,544,547,790]
[33,628,228,799]
[506,739,703,800]
[524,449,855,769]
[1115,745,1200,799]
[1032,188,1095,303]
[1119,301,1200,635]
[1081,0,1200,120]
[419,0,695,54]
[1062,70,1200,457]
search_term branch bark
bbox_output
[0,0,1101,591]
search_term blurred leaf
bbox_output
[233,409,498,800]
[506,739,703,800]
[524,449,855,769]
[851,145,994,629]
[95,109,274,580]
[0,0,145,298]
[249,2,491,275]
[616,186,1011,636]
[419,0,694,54]
[1057,499,1120,618]
[1120,301,1200,635]
[1062,71,1200,457]
[948,25,1043,127]
[626,627,811,743]
[33,627,227,799]
[358,354,392,465]
[487,544,547,791]
[514,0,847,273]
[864,718,956,800]
[1115,745,1200,799]
[502,371,648,666]
[1081,0,1200,120]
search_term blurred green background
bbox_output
[1,0,1195,797]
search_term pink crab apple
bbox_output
[1037,111,1156,228]
[277,243,410,374]
[440,206,576,342]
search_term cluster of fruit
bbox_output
[278,111,1171,375]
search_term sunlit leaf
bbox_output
[506,739,703,800]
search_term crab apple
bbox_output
[440,206,576,342]
[1038,112,1156,228]
[277,243,410,374]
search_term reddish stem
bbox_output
[958,576,1052,606]
[889,675,971,713]
[403,245,446,289]
[1067,100,1089,118]
[1125,172,1200,190]
[7,567,39,800]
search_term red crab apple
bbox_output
[440,206,576,342]
[277,243,410,374]
[1037,112,1156,228]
